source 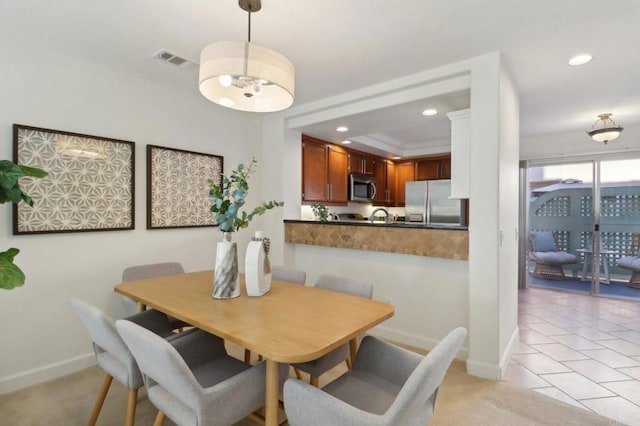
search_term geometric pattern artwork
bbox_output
[13,124,135,234]
[146,145,223,229]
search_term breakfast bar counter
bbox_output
[284,220,468,260]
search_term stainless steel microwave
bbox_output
[349,174,377,203]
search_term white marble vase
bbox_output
[213,232,240,299]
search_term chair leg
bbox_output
[88,374,113,426]
[629,271,640,289]
[125,389,138,426]
[153,411,166,426]
[310,375,319,387]
[294,367,302,380]
[345,357,353,370]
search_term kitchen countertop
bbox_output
[284,219,468,231]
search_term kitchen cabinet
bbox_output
[447,109,470,198]
[348,151,376,175]
[394,161,415,207]
[301,136,348,205]
[373,159,396,205]
[415,156,451,180]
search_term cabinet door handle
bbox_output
[327,184,330,201]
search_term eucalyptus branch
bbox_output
[209,158,283,233]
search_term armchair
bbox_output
[284,327,467,426]
[292,274,373,387]
[529,230,578,280]
[617,233,640,288]
[115,319,289,426]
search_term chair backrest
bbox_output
[272,265,306,285]
[628,233,640,257]
[122,262,185,282]
[384,327,467,425]
[315,274,373,299]
[69,298,141,389]
[115,319,203,411]
[529,230,558,253]
[121,262,185,315]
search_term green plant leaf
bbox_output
[0,248,26,290]
[19,165,48,178]
[208,158,283,232]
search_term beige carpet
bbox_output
[0,355,622,426]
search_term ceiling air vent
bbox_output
[152,50,197,69]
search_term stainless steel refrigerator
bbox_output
[405,180,462,225]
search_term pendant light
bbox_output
[587,113,624,144]
[198,0,295,112]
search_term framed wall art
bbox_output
[13,124,135,234]
[147,145,223,229]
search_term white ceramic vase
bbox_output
[213,232,240,299]
[245,231,272,296]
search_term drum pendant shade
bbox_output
[199,41,295,112]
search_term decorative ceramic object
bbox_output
[245,231,272,296]
[212,232,240,299]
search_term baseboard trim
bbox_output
[0,353,96,395]
[368,325,469,360]
[466,327,519,380]
[498,326,520,379]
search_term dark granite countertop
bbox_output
[283,219,468,231]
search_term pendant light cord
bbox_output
[247,9,251,42]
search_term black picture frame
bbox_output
[146,145,223,229]
[13,124,135,234]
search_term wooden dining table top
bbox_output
[114,270,395,363]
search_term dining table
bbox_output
[114,270,395,426]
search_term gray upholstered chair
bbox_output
[115,319,289,426]
[69,298,181,426]
[284,327,467,426]
[617,233,640,288]
[292,274,373,387]
[529,230,578,280]
[121,262,187,329]
[245,265,307,363]
[272,265,307,285]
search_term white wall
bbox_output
[264,53,520,376]
[0,36,263,393]
[497,62,520,373]
[292,245,469,354]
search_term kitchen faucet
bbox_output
[370,207,391,223]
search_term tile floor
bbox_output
[505,287,640,425]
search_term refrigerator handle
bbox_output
[426,192,431,224]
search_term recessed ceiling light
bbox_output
[422,109,437,116]
[391,156,402,160]
[568,54,592,66]
[336,126,349,132]
[341,140,352,145]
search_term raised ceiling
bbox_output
[1,0,638,156]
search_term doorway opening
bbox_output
[521,156,640,300]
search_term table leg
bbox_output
[603,254,610,284]
[581,254,589,282]
[348,338,359,370]
[265,359,279,426]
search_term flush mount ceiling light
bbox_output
[336,126,349,132]
[587,113,624,144]
[198,0,295,112]
[568,54,593,66]
[341,140,352,145]
[422,109,437,116]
